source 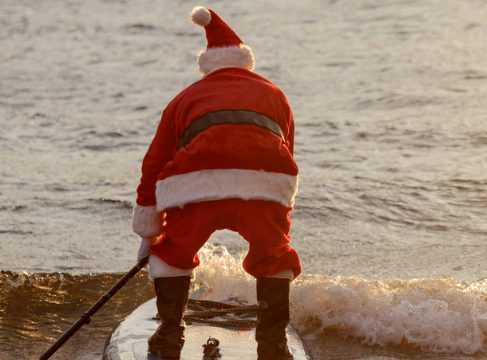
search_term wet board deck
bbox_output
[103,293,312,360]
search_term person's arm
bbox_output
[280,93,295,155]
[132,108,175,238]
[287,109,295,155]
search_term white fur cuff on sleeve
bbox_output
[131,205,163,238]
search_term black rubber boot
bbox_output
[255,277,293,360]
[148,276,191,359]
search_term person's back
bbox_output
[139,67,298,211]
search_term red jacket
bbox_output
[132,67,298,237]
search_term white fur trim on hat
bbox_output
[131,205,163,238]
[190,6,211,26]
[197,44,255,75]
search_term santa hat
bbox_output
[190,6,255,75]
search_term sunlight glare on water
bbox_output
[1,0,486,359]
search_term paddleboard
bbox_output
[103,289,312,360]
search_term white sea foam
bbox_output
[194,243,256,303]
[195,244,487,354]
[292,276,487,354]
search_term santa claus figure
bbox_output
[132,6,301,359]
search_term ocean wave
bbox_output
[195,245,487,355]
[2,246,487,356]
[292,276,487,354]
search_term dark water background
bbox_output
[1,0,487,359]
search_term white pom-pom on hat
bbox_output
[190,6,211,27]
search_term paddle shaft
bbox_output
[39,257,149,360]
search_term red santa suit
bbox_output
[132,7,301,279]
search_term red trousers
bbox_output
[150,199,301,279]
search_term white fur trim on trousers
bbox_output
[147,254,291,280]
[155,169,298,211]
[149,254,194,278]
[265,269,294,280]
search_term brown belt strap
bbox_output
[179,110,285,148]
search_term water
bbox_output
[1,0,486,358]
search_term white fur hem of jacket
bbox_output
[155,169,298,211]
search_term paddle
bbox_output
[39,256,149,360]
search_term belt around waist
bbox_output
[179,110,285,148]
